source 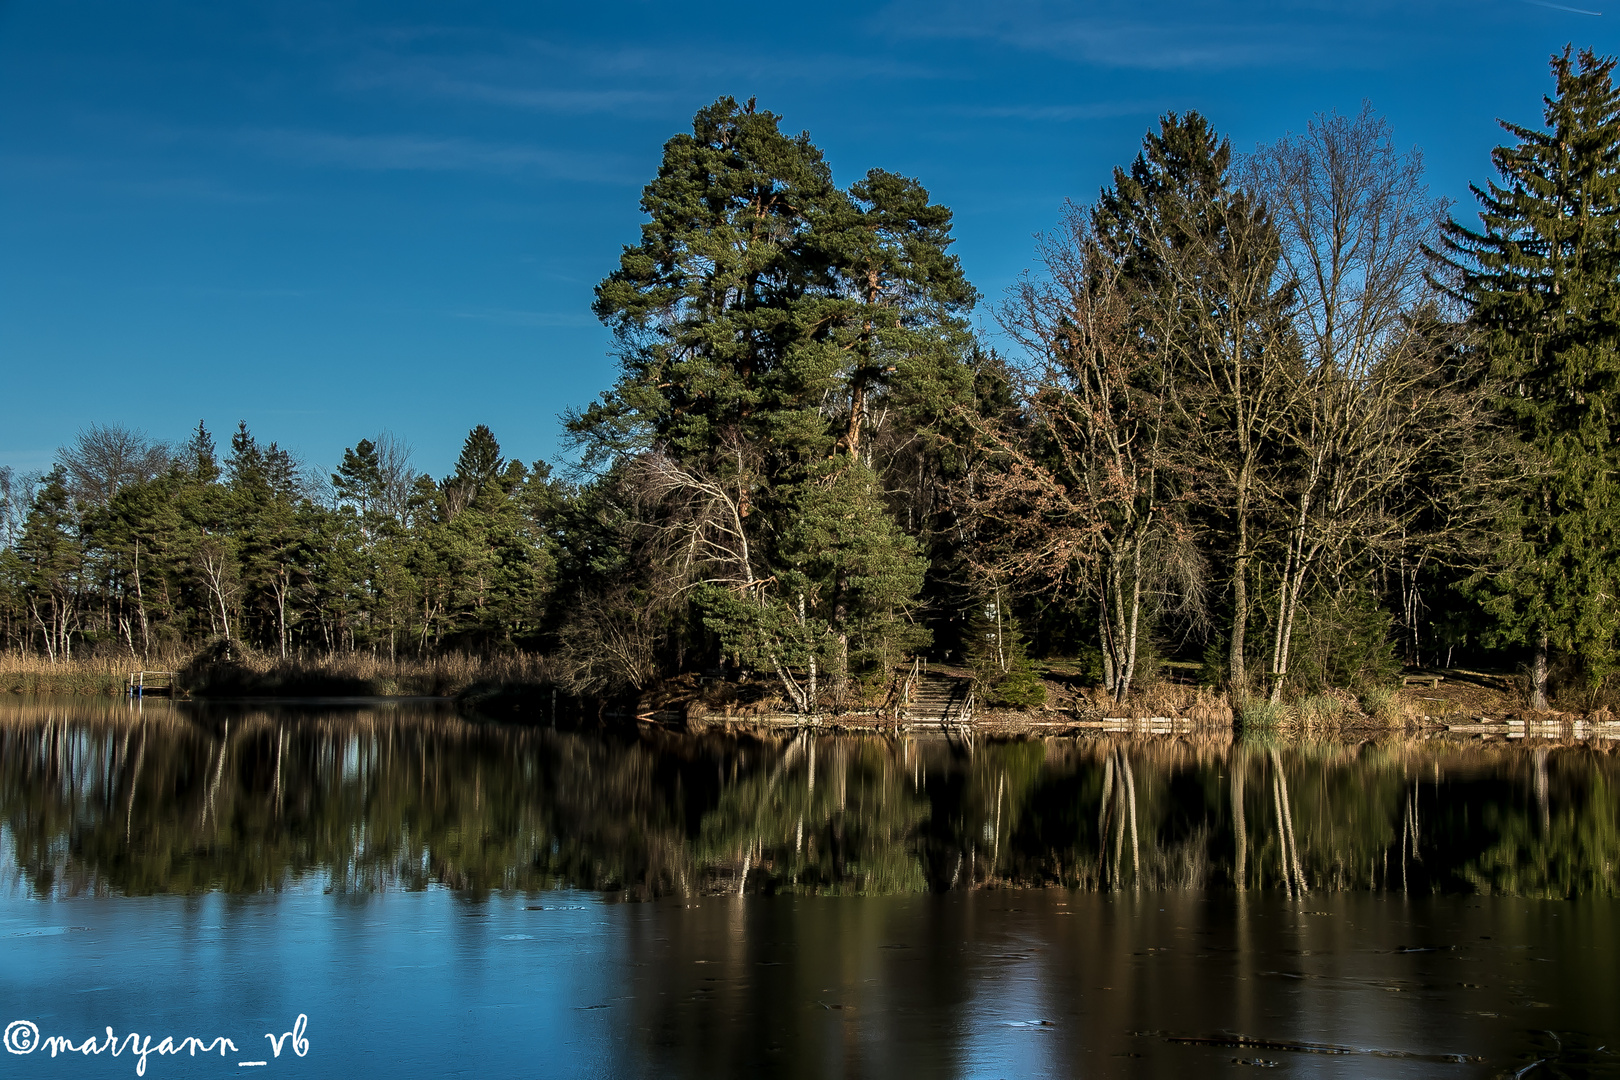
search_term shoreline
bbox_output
[5,691,1619,745]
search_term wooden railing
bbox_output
[126,671,177,697]
[900,657,922,713]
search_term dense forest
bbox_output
[4,49,1620,713]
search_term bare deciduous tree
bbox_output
[194,535,240,643]
[994,209,1200,700]
[555,583,666,694]
[58,424,171,507]
[372,432,419,527]
[626,447,823,712]
[1146,179,1298,694]
[1245,105,1476,700]
[0,467,40,550]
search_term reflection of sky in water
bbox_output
[1,889,621,1077]
[1,889,1618,1076]
[957,913,1059,1079]
[1,698,1619,1074]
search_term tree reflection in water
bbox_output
[2,697,1617,899]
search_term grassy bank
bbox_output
[0,650,558,698]
[0,649,1543,735]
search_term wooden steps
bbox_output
[904,671,974,726]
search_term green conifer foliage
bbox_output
[572,97,963,708]
[15,467,83,661]
[966,591,1046,709]
[822,169,978,460]
[184,421,219,485]
[451,425,505,496]
[334,439,384,518]
[1441,47,1620,704]
[1094,111,1235,281]
[577,96,847,470]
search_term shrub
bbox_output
[1358,685,1412,726]
[1236,695,1287,732]
[967,596,1047,709]
[1296,693,1346,724]
[1285,588,1400,693]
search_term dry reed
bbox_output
[1074,680,1234,722]
[0,653,138,695]
[0,649,555,698]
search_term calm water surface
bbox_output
[1,696,1617,1078]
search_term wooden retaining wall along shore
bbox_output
[1444,718,1620,741]
[679,710,1223,737]
[681,711,1620,744]
[680,668,1220,737]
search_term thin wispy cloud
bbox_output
[345,62,672,116]
[234,128,637,183]
[183,286,314,298]
[1523,0,1601,13]
[959,100,1162,122]
[0,152,274,204]
[450,308,598,328]
[338,31,956,120]
[877,1,1402,71]
[111,175,279,204]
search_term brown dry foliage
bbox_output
[1,648,553,697]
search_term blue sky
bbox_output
[2,0,1615,481]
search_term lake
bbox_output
[1,696,1617,1077]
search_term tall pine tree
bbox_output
[572,97,953,709]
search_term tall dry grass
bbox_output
[0,649,556,698]
[1358,685,1406,726]
[0,653,139,695]
[184,649,561,697]
[1075,681,1235,723]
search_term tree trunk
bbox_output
[1268,551,1311,705]
[1229,508,1250,695]
[833,570,849,704]
[30,598,57,663]
[1529,633,1550,711]
[132,539,150,657]
[1118,538,1145,702]
[275,577,289,659]
[1231,751,1247,889]
[1098,602,1116,693]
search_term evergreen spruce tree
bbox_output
[452,425,504,492]
[16,467,83,661]
[1440,47,1620,707]
[184,421,219,485]
[445,425,505,515]
[226,421,264,490]
[965,590,1046,709]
